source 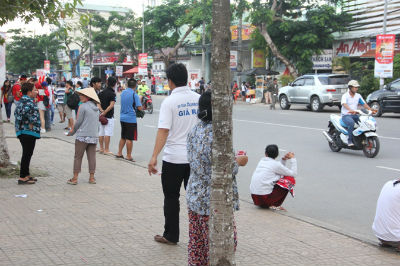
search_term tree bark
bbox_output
[0,111,10,167]
[209,0,235,266]
[201,18,206,79]
[258,24,298,78]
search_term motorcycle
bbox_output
[322,110,380,158]
[142,90,153,114]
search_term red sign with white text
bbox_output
[375,34,395,78]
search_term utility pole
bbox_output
[380,0,389,89]
[237,15,242,86]
[142,3,145,53]
[89,15,93,78]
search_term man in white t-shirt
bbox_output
[189,76,197,92]
[148,63,200,245]
[372,178,400,251]
[341,80,375,146]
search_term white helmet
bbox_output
[348,80,360,87]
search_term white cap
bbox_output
[348,80,360,87]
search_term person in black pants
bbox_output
[148,63,200,245]
[14,82,41,184]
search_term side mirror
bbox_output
[289,82,293,86]
[383,85,388,90]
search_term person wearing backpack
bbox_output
[1,80,13,122]
[64,81,76,131]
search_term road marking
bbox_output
[233,119,400,141]
[144,125,156,128]
[376,166,400,172]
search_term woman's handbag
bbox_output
[99,115,108,125]
[133,93,145,119]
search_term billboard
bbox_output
[44,60,50,72]
[253,50,266,68]
[374,34,395,78]
[230,50,238,70]
[231,25,256,41]
[80,66,91,78]
[138,53,148,75]
[116,65,123,77]
[0,33,5,84]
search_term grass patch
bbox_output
[0,162,48,178]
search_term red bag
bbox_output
[99,115,108,125]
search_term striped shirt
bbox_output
[55,87,66,104]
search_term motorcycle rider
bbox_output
[341,80,376,146]
[138,79,149,106]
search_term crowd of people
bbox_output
[3,63,399,266]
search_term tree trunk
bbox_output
[0,111,10,167]
[258,25,298,78]
[237,16,242,85]
[209,0,235,266]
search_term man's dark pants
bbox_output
[161,160,190,243]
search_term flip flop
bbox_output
[104,151,114,156]
[67,179,77,185]
[89,179,96,184]
[115,155,124,159]
[18,179,35,185]
[125,158,136,162]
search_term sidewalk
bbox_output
[1,124,399,266]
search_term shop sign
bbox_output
[312,50,332,70]
[333,38,376,57]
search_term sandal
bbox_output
[89,179,96,184]
[28,176,38,182]
[115,155,124,159]
[67,179,78,185]
[18,179,35,185]
[104,151,114,156]
[125,157,136,162]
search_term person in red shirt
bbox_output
[12,75,28,105]
[35,82,50,133]
[1,80,13,122]
[151,75,156,94]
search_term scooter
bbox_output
[142,90,153,114]
[322,110,380,158]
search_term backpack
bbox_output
[43,96,50,107]
[67,90,80,110]
[6,87,14,103]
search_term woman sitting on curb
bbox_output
[250,144,297,210]
[66,87,100,185]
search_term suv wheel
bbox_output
[370,101,382,117]
[280,95,291,110]
[310,96,323,112]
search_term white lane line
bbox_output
[144,125,156,128]
[233,119,400,141]
[376,166,400,172]
[233,119,323,131]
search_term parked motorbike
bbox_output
[322,110,380,158]
[142,90,153,114]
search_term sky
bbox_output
[0,0,149,38]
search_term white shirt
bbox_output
[250,157,297,195]
[241,85,247,92]
[341,91,365,116]
[158,86,200,164]
[189,79,197,91]
[372,180,400,242]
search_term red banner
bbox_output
[374,34,395,78]
[138,53,148,75]
[44,60,50,72]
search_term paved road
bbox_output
[17,93,400,243]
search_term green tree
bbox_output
[143,0,209,67]
[0,0,82,44]
[91,11,141,65]
[56,17,91,77]
[249,0,352,77]
[6,30,62,74]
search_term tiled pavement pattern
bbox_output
[1,125,399,265]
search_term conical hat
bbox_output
[76,87,100,103]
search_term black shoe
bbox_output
[18,179,35,185]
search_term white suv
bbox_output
[278,74,350,112]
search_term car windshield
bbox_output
[318,76,350,85]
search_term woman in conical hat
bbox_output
[66,87,100,185]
